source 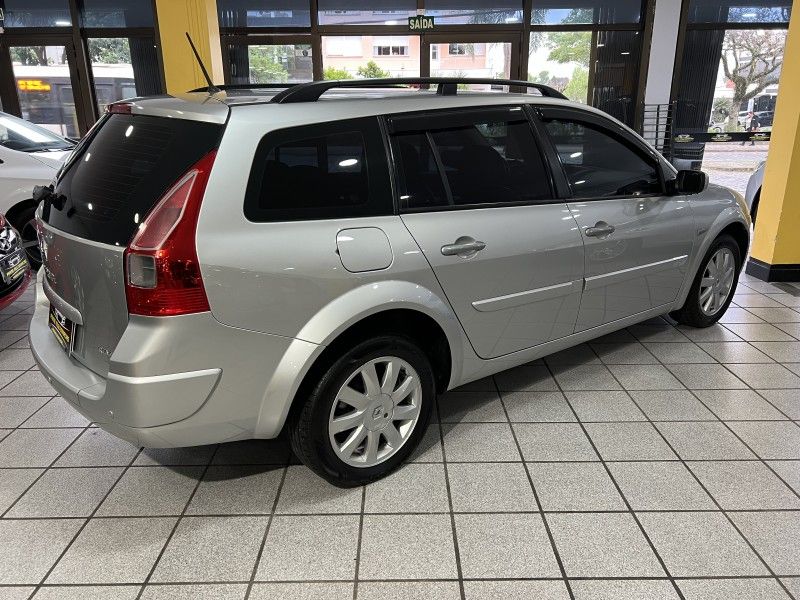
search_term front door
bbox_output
[389,106,584,359]
[538,108,695,330]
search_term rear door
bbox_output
[390,106,584,359]
[537,107,695,330]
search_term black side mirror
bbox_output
[671,169,709,195]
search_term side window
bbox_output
[393,112,552,210]
[544,119,662,198]
[244,117,392,222]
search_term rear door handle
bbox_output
[441,237,486,257]
[584,221,615,238]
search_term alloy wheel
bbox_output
[699,247,736,316]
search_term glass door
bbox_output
[224,35,314,85]
[422,33,522,90]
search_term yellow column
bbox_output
[154,0,224,95]
[747,8,800,281]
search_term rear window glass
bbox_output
[44,114,222,246]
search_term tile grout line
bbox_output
[351,483,367,600]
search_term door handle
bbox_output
[585,221,615,238]
[441,237,486,257]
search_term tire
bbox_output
[289,335,435,487]
[750,192,760,224]
[670,234,741,328]
[9,205,41,270]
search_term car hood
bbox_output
[29,149,72,168]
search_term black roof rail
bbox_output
[188,83,301,93]
[269,77,568,104]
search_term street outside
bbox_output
[701,142,770,196]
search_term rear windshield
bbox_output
[44,114,223,246]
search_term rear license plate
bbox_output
[1,251,28,283]
[49,304,74,352]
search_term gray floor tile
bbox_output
[760,390,800,419]
[644,342,716,364]
[767,460,800,494]
[733,295,785,308]
[0,349,36,370]
[276,466,362,514]
[748,307,800,323]
[699,342,775,363]
[689,461,800,509]
[54,429,138,467]
[134,446,217,466]
[656,422,756,460]
[677,323,743,342]
[638,511,768,576]
[0,519,83,584]
[677,578,792,600]
[152,516,268,582]
[694,389,788,420]
[544,344,600,365]
[585,422,676,460]
[360,581,460,600]
[464,580,569,600]
[0,372,24,391]
[528,462,624,511]
[448,462,537,512]
[551,364,622,391]
[0,371,56,397]
[494,365,558,392]
[781,578,800,597]
[47,517,176,584]
[726,363,800,388]
[437,390,506,423]
[97,466,202,516]
[452,377,496,392]
[0,467,43,513]
[257,515,360,581]
[360,514,456,580]
[0,428,82,468]
[591,341,660,365]
[501,391,576,422]
[250,583,351,600]
[441,423,521,461]
[666,364,747,390]
[775,323,800,340]
[630,390,716,421]
[0,331,27,350]
[408,426,443,463]
[514,423,598,461]
[629,323,690,343]
[608,461,715,510]
[608,364,685,391]
[8,467,122,518]
[547,512,664,577]
[724,324,795,342]
[212,439,290,465]
[721,307,766,324]
[365,462,448,513]
[571,580,679,600]
[728,421,800,459]
[731,511,800,575]
[785,363,800,376]
[566,390,646,421]
[20,397,90,428]
[0,397,49,428]
[141,584,247,600]
[188,465,283,515]
[455,513,560,578]
[33,586,140,600]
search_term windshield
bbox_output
[0,112,74,153]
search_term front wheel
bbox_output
[289,336,435,486]
[10,205,41,270]
[670,234,741,328]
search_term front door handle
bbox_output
[585,221,615,238]
[441,236,486,257]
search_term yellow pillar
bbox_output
[747,8,800,281]
[154,0,224,95]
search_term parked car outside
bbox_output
[745,160,765,223]
[0,214,32,311]
[0,111,75,268]
[30,79,751,485]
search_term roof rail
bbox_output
[188,83,300,93]
[269,77,568,104]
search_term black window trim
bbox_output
[534,105,669,201]
[385,105,562,214]
[243,115,394,223]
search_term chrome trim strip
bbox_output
[473,280,577,313]
[584,255,689,291]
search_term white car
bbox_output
[0,111,74,267]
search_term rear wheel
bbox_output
[289,335,435,486]
[10,205,41,270]
[670,234,741,327]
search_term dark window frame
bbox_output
[243,116,394,222]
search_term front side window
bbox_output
[544,119,662,198]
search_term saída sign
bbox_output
[408,15,435,31]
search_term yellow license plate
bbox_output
[48,304,73,352]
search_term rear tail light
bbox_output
[124,150,216,316]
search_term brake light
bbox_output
[124,150,216,316]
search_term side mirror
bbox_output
[672,169,708,195]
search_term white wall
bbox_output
[643,0,683,105]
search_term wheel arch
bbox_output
[3,198,37,228]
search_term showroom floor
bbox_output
[1,272,799,600]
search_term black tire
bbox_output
[750,192,760,224]
[289,335,435,487]
[9,205,41,270]
[670,234,741,328]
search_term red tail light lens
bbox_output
[124,150,216,316]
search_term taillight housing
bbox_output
[124,150,216,317]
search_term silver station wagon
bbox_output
[30,78,750,485]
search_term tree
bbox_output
[248,46,289,83]
[10,46,48,66]
[357,60,391,79]
[323,66,352,80]
[529,70,552,84]
[546,31,592,68]
[87,38,131,64]
[720,30,784,121]
[563,66,589,102]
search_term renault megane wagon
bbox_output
[30,78,751,485]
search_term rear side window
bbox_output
[391,109,553,211]
[244,117,393,222]
[45,114,222,246]
[544,119,662,198]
